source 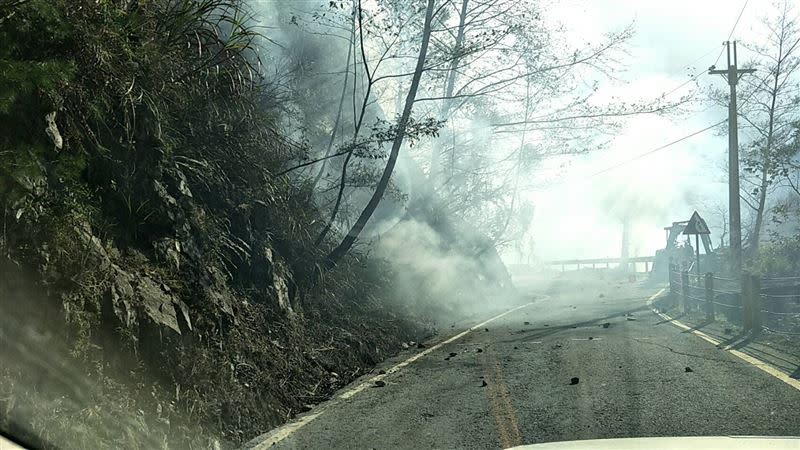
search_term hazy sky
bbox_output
[521,0,789,262]
[258,0,793,263]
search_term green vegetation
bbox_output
[0,1,434,447]
[749,235,800,277]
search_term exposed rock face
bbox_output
[45,111,63,150]
[104,266,136,328]
[56,153,304,349]
[264,247,293,314]
[137,276,181,334]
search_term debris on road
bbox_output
[373,380,386,388]
[476,348,483,353]
[417,342,426,349]
[513,346,518,350]
[485,328,489,332]
[626,317,637,321]
[570,377,580,385]
[685,367,694,373]
[602,322,610,328]
[378,370,386,375]
[449,352,457,357]
[588,336,594,340]
[481,380,488,387]
[524,321,530,325]
[401,342,409,349]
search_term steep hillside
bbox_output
[0,1,437,448]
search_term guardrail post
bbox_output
[742,273,750,330]
[668,264,674,295]
[742,272,754,331]
[668,260,675,306]
[704,273,714,321]
[750,274,762,331]
[681,270,689,314]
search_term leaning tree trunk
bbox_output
[325,0,436,266]
[748,51,782,258]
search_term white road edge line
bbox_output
[247,299,542,449]
[647,288,800,392]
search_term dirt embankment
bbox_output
[0,3,515,448]
[1,209,434,449]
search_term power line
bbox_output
[530,0,752,190]
[662,0,750,100]
[526,120,727,190]
[588,120,726,177]
[588,1,751,175]
[727,0,749,41]
[704,1,748,73]
[660,46,722,98]
[712,44,726,68]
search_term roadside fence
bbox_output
[667,264,800,335]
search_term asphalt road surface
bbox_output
[250,272,800,449]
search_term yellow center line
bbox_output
[647,287,800,392]
[482,359,523,449]
[247,300,541,449]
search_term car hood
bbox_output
[511,436,800,450]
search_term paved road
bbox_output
[252,273,800,449]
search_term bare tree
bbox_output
[736,0,800,256]
[326,0,437,265]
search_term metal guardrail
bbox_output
[549,256,656,264]
[547,256,656,272]
[667,268,799,334]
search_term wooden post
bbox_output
[668,264,673,291]
[741,272,752,331]
[695,234,701,277]
[751,273,762,331]
[681,270,690,314]
[668,264,675,308]
[704,272,714,321]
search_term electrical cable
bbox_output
[589,120,726,177]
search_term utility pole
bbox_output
[709,41,755,276]
[621,215,630,273]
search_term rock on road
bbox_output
[248,272,800,449]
